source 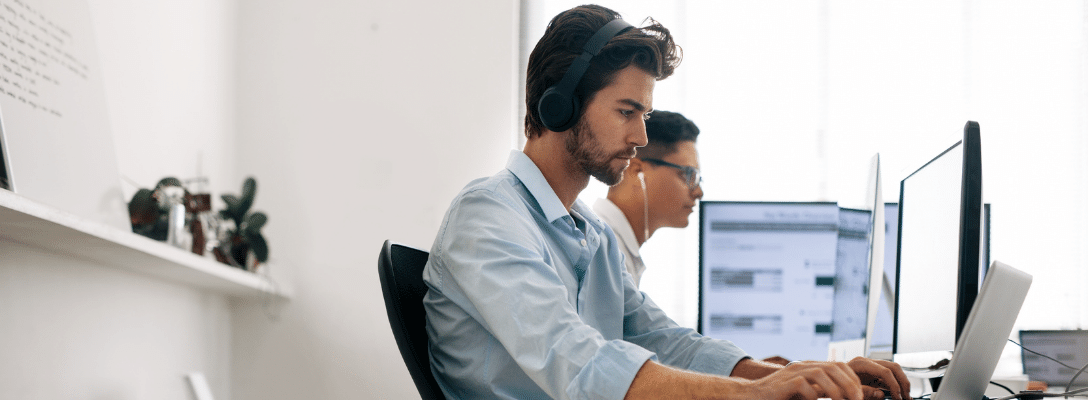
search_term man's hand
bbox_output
[742,361,865,400]
[846,357,911,400]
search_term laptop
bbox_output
[1019,330,1088,388]
[931,260,1033,400]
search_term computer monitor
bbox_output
[698,201,840,361]
[829,208,874,340]
[869,202,990,359]
[893,121,984,356]
[828,154,884,361]
[1019,330,1088,387]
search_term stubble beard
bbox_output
[566,118,631,187]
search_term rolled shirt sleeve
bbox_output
[620,275,748,376]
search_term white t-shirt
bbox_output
[592,198,646,287]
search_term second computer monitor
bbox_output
[829,154,884,360]
[699,201,840,361]
[893,121,984,356]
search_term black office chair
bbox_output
[378,240,447,400]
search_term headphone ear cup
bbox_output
[538,86,578,132]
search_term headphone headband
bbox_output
[537,18,634,132]
[552,18,634,96]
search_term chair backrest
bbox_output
[378,240,446,400]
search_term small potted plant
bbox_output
[213,177,269,271]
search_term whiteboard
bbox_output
[0,0,128,230]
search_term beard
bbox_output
[565,118,634,186]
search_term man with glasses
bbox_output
[592,110,703,287]
[592,110,798,367]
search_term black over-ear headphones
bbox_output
[537,18,634,133]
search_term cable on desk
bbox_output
[1066,361,1088,396]
[1008,339,1080,371]
[990,381,1016,395]
[988,387,1088,400]
[1006,338,1088,396]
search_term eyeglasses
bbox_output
[639,158,702,190]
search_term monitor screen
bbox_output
[868,203,902,358]
[829,153,884,360]
[1019,330,1088,386]
[699,201,840,361]
[893,121,984,356]
[830,207,874,343]
[870,202,990,358]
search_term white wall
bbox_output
[0,242,233,400]
[93,0,239,199]
[1,0,241,399]
[231,1,519,399]
[3,0,518,398]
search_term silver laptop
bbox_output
[932,260,1032,400]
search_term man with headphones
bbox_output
[423,5,910,400]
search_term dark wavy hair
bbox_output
[636,110,700,159]
[524,4,682,138]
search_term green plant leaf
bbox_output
[155,177,182,189]
[128,188,158,226]
[222,194,240,212]
[221,194,242,223]
[247,232,268,262]
[245,212,267,232]
[238,177,256,217]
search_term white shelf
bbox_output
[0,189,290,300]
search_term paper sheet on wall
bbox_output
[0,0,128,230]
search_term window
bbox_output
[522,0,1088,331]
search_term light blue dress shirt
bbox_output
[423,151,748,400]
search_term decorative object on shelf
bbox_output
[128,177,213,255]
[127,175,269,272]
[183,177,213,256]
[129,177,186,242]
[0,142,10,190]
[161,183,190,250]
[212,177,269,271]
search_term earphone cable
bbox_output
[639,172,648,242]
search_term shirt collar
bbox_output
[506,150,570,223]
[592,198,642,257]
